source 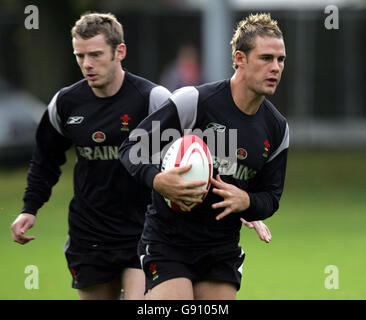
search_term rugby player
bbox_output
[11,12,171,300]
[119,13,288,300]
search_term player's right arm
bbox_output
[119,87,206,209]
[11,92,72,244]
[153,164,207,211]
[11,213,36,244]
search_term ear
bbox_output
[115,43,127,62]
[234,50,247,69]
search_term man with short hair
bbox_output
[11,12,171,300]
[119,13,288,300]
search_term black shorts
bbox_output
[64,236,141,289]
[138,241,245,293]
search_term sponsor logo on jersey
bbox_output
[213,156,257,181]
[234,164,256,181]
[77,146,119,160]
[121,114,131,132]
[206,122,226,132]
[263,140,270,158]
[236,148,248,160]
[92,131,106,143]
[66,116,84,124]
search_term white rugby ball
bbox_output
[161,135,213,213]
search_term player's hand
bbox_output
[11,213,36,245]
[241,218,272,243]
[153,164,208,212]
[211,174,250,220]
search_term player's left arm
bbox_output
[212,118,289,222]
[243,148,288,221]
[241,218,272,243]
[211,174,250,219]
[211,147,288,221]
[211,173,276,243]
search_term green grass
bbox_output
[238,150,366,300]
[0,150,365,299]
[0,152,77,300]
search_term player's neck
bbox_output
[230,73,264,115]
[92,66,125,98]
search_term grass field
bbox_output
[0,150,365,300]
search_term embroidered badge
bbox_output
[236,148,248,160]
[92,131,106,143]
[70,267,78,285]
[263,140,270,158]
[149,263,159,281]
[121,114,131,132]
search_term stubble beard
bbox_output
[88,68,115,90]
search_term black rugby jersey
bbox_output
[22,71,171,246]
[120,79,289,248]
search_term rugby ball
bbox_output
[161,135,213,213]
